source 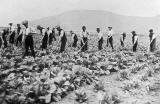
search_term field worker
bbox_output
[52,27,56,41]
[120,32,126,47]
[48,27,53,45]
[70,30,78,48]
[22,20,35,58]
[131,31,138,52]
[0,31,3,48]
[9,23,16,45]
[56,26,67,53]
[1,28,9,48]
[42,27,48,50]
[37,25,48,50]
[96,28,103,50]
[107,27,114,49]
[149,29,156,52]
[80,26,89,52]
[16,24,23,46]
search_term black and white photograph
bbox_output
[0,0,160,104]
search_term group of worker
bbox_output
[0,20,157,58]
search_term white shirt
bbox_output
[47,29,52,35]
[24,27,35,36]
[97,32,103,39]
[10,26,15,33]
[107,29,114,37]
[60,30,64,38]
[80,31,89,38]
[151,33,156,41]
[71,33,76,41]
[120,35,124,42]
[134,36,138,44]
[42,29,46,36]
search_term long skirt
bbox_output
[133,42,138,52]
[98,38,103,50]
[41,34,48,50]
[23,35,35,58]
[150,39,156,52]
[81,37,88,52]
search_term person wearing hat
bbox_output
[70,30,78,48]
[96,28,103,50]
[120,32,126,47]
[131,31,138,52]
[48,27,54,45]
[107,27,114,49]
[56,26,67,53]
[8,23,16,45]
[16,24,22,46]
[80,26,89,52]
[37,25,48,50]
[149,29,156,52]
[22,20,35,58]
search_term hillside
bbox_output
[31,10,160,34]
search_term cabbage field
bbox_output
[0,33,160,104]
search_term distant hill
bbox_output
[30,10,160,34]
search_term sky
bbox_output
[0,0,160,26]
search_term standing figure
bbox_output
[41,28,48,50]
[1,29,9,48]
[149,29,156,52]
[52,28,56,41]
[37,25,48,50]
[80,26,89,52]
[70,30,78,48]
[56,26,67,53]
[48,27,54,45]
[22,20,35,58]
[9,23,16,45]
[120,32,126,47]
[16,24,23,46]
[97,28,103,50]
[107,27,114,49]
[131,31,138,52]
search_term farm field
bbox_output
[0,32,160,104]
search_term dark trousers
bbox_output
[72,40,78,48]
[2,36,7,48]
[81,37,88,52]
[16,34,22,46]
[107,36,114,49]
[49,34,53,45]
[0,37,2,48]
[133,42,138,52]
[60,40,67,53]
[41,34,48,50]
[150,39,156,52]
[121,40,124,47]
[23,35,35,58]
[98,38,103,50]
[9,32,15,44]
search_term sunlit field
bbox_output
[0,31,160,104]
